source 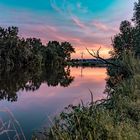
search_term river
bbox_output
[0,67,107,139]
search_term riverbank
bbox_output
[67,59,112,67]
[33,52,140,140]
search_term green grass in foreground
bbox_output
[33,53,140,140]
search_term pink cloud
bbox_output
[92,20,108,31]
[72,43,111,59]
[92,20,118,32]
[20,24,111,59]
[71,16,87,29]
[54,34,81,43]
[46,25,57,32]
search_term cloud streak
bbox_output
[0,0,135,58]
[50,0,62,14]
[91,20,118,32]
[71,16,87,29]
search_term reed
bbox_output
[36,52,140,140]
[0,107,26,140]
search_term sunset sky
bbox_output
[0,0,136,58]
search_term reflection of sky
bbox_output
[0,0,136,58]
[0,67,107,139]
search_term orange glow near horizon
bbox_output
[71,67,107,81]
[72,44,111,59]
[21,27,112,59]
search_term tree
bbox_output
[133,0,140,27]
[132,0,140,56]
[112,20,133,58]
[61,42,75,61]
[46,41,75,65]
[0,26,75,69]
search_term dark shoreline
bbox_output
[67,58,112,67]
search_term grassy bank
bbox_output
[33,52,140,140]
[34,0,140,139]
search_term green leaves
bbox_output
[42,1,140,139]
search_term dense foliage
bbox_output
[35,52,140,140]
[0,27,75,69]
[106,0,140,92]
[37,1,140,139]
[0,64,74,102]
[0,26,75,102]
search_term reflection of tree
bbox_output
[0,26,75,102]
[0,65,74,102]
[44,65,74,87]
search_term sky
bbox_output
[0,0,136,58]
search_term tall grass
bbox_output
[37,52,140,140]
[0,107,26,140]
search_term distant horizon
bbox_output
[0,0,136,59]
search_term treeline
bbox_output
[39,0,140,139]
[0,26,75,102]
[0,65,74,102]
[0,27,75,69]
[106,0,140,91]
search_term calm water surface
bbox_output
[0,67,107,139]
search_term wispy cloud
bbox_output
[91,20,118,32]
[49,0,88,30]
[71,16,87,29]
[76,2,88,13]
[92,20,108,31]
[49,0,64,14]
[0,0,134,58]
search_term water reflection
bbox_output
[0,67,107,139]
[0,65,74,102]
